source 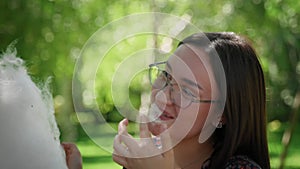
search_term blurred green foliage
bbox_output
[1,0,300,168]
[1,0,299,121]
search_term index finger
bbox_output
[139,114,151,138]
[159,124,173,153]
[118,118,129,135]
[160,129,174,162]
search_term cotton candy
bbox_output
[0,43,68,169]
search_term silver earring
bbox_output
[212,120,223,128]
[216,122,223,128]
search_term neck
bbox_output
[173,136,214,169]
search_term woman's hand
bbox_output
[62,142,82,169]
[112,116,175,169]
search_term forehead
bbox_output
[167,44,215,92]
[168,44,211,73]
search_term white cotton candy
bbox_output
[0,43,68,169]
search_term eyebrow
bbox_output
[182,78,204,91]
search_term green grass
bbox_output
[75,121,300,169]
[76,139,121,169]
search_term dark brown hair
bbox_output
[178,32,270,169]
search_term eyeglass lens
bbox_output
[150,67,191,108]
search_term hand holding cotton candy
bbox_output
[0,43,68,169]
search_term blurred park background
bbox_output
[1,0,300,168]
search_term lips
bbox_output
[159,111,175,121]
[148,104,174,136]
[148,103,175,122]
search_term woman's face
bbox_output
[148,44,219,143]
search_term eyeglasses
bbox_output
[148,61,218,108]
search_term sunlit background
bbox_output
[1,0,300,168]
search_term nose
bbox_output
[154,86,174,106]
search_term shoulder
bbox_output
[224,155,261,169]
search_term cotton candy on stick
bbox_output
[0,43,68,169]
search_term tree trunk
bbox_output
[278,89,300,169]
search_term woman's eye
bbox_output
[165,73,172,81]
[182,87,196,98]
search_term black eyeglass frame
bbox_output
[148,61,219,108]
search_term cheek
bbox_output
[176,104,211,137]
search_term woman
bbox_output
[112,32,270,169]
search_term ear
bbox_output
[220,115,226,125]
[212,114,227,129]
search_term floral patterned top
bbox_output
[122,155,261,169]
[202,155,262,169]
